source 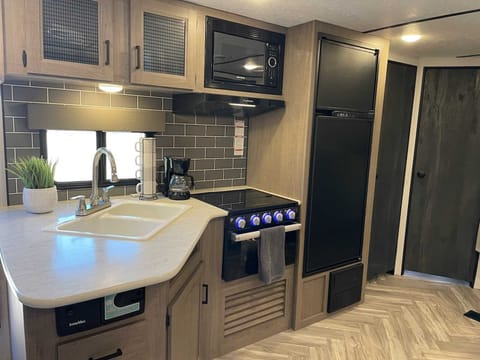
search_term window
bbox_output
[43,130,145,188]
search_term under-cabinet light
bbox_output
[228,102,257,108]
[98,83,124,93]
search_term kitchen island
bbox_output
[0,196,226,359]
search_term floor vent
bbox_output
[224,280,286,337]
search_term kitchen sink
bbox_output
[48,201,191,240]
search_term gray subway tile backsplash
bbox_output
[111,94,137,108]
[13,86,47,102]
[155,135,174,147]
[2,85,12,100]
[196,136,215,147]
[206,125,225,136]
[194,159,215,170]
[3,80,248,205]
[13,118,29,132]
[48,89,81,105]
[215,159,233,169]
[81,91,110,106]
[206,148,224,158]
[205,169,224,180]
[186,124,206,136]
[174,136,196,147]
[216,116,234,126]
[165,123,185,135]
[185,148,206,159]
[215,136,233,148]
[5,133,34,148]
[173,114,195,124]
[4,103,28,116]
[138,96,163,110]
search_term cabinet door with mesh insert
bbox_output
[131,0,196,89]
[25,0,114,81]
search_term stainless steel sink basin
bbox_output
[48,201,191,240]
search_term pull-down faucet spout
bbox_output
[91,147,119,206]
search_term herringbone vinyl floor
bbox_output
[217,275,480,360]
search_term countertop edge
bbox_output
[0,197,227,309]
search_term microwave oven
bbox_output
[204,16,285,95]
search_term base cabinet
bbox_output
[8,284,168,360]
[57,321,147,360]
[167,263,203,360]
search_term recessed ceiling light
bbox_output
[98,83,123,93]
[401,34,421,43]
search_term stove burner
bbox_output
[192,189,297,214]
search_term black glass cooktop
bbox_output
[192,189,297,213]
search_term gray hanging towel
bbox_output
[258,226,285,284]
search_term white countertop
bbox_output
[0,196,227,309]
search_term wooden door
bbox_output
[367,61,416,279]
[404,67,480,282]
[167,263,203,360]
[130,0,196,89]
[25,0,114,81]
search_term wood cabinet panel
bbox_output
[301,273,326,321]
[130,0,196,89]
[167,262,203,360]
[57,321,146,360]
[24,0,114,81]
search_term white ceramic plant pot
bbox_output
[22,186,58,214]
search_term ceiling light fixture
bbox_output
[98,83,124,93]
[401,34,421,43]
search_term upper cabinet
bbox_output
[130,0,196,90]
[22,0,115,81]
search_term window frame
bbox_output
[40,130,143,190]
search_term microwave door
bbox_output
[213,32,265,85]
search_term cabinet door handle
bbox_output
[135,45,141,70]
[88,348,123,360]
[416,171,426,178]
[104,40,111,66]
[22,50,27,67]
[202,284,208,304]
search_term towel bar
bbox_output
[231,223,302,242]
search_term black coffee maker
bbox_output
[164,157,194,200]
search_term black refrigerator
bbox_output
[303,38,378,276]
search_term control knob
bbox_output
[262,213,272,225]
[234,217,246,230]
[285,209,296,221]
[249,215,261,227]
[273,211,284,224]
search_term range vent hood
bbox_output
[173,93,285,117]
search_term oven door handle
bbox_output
[231,223,302,242]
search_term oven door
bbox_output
[222,224,300,281]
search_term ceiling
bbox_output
[186,0,480,59]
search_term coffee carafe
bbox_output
[164,157,194,200]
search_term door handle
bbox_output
[135,45,141,70]
[416,171,426,178]
[88,348,122,360]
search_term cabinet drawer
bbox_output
[57,320,146,360]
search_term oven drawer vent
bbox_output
[224,280,287,336]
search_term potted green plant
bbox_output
[7,157,57,213]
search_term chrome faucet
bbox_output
[73,147,119,216]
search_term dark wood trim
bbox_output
[363,8,480,33]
